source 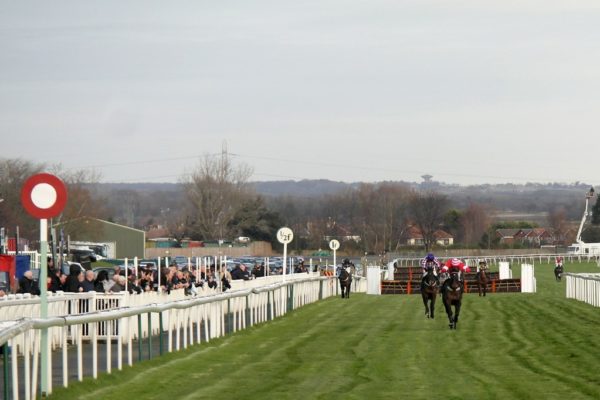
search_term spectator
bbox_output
[161,267,174,293]
[231,264,251,280]
[127,273,142,294]
[94,270,112,293]
[253,262,266,278]
[48,267,63,292]
[111,275,126,292]
[222,268,232,291]
[65,264,84,293]
[173,270,186,290]
[18,270,40,295]
[81,270,96,292]
[206,269,218,290]
[183,270,198,295]
[139,269,154,292]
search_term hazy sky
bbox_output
[2,1,600,185]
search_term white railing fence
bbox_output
[565,273,600,307]
[0,274,365,399]
[391,253,600,267]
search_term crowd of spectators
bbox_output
[10,258,281,297]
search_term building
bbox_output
[58,217,145,259]
[406,227,454,247]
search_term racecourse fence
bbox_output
[0,274,367,400]
[389,253,600,268]
[565,272,600,307]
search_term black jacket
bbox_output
[18,276,40,295]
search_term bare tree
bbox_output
[183,153,253,240]
[408,190,449,251]
[547,206,569,245]
[460,202,491,246]
[0,158,45,240]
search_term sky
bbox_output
[2,1,600,186]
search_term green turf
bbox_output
[51,261,600,400]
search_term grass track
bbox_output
[52,262,600,400]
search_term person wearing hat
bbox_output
[420,252,441,287]
[441,257,470,290]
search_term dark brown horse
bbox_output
[554,263,564,282]
[420,265,439,318]
[476,262,489,297]
[339,268,352,298]
[442,271,463,329]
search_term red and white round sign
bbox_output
[21,173,68,219]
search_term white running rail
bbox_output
[0,274,366,399]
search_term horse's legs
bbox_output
[443,300,453,328]
[422,294,431,318]
[430,295,436,319]
[453,302,461,329]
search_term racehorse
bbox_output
[554,263,564,282]
[476,262,489,297]
[420,265,439,319]
[339,267,352,298]
[442,271,463,329]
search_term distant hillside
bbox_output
[97,179,594,222]
[252,179,358,197]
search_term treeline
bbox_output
[1,156,595,254]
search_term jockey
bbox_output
[420,252,441,274]
[441,258,470,289]
[336,258,351,277]
[555,256,563,268]
[420,252,441,286]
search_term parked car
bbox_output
[69,248,98,262]
[174,256,188,268]
[62,262,85,275]
[92,266,116,281]
[139,261,156,270]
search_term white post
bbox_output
[157,256,162,293]
[40,218,50,396]
[124,257,128,293]
[283,243,288,279]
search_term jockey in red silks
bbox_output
[441,258,470,286]
[555,256,563,267]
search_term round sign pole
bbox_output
[277,227,294,279]
[329,239,340,275]
[21,173,67,397]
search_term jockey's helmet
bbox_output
[426,253,435,261]
[450,258,462,267]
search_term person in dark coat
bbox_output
[231,264,251,280]
[48,267,63,292]
[65,264,83,293]
[81,270,96,292]
[18,271,40,295]
[94,270,111,293]
[253,262,266,278]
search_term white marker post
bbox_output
[21,173,67,397]
[329,239,340,275]
[277,227,294,278]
